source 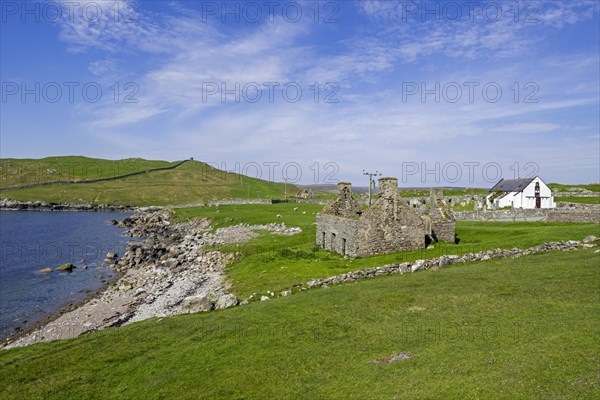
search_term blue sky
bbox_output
[1,0,599,187]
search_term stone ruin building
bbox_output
[423,187,456,243]
[296,188,314,199]
[316,177,455,257]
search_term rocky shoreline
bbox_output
[0,198,149,212]
[3,211,302,349]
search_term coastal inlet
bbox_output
[0,210,132,341]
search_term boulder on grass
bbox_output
[215,294,238,310]
[181,295,213,313]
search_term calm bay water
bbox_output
[0,211,132,340]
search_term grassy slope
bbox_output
[0,156,174,187]
[1,157,294,206]
[173,203,600,299]
[1,248,598,399]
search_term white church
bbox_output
[486,177,555,209]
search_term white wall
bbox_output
[521,177,554,209]
[486,177,555,209]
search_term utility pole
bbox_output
[363,170,381,206]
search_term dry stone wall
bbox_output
[454,208,599,223]
[547,210,600,223]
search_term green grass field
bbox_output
[173,203,600,299]
[1,248,598,399]
[1,157,295,206]
[555,196,600,204]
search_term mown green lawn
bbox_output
[1,248,598,399]
[173,203,600,299]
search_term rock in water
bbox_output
[38,268,53,273]
[56,263,75,272]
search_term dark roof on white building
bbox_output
[489,177,536,193]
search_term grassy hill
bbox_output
[0,156,296,206]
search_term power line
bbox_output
[363,170,381,206]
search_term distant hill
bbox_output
[0,156,296,206]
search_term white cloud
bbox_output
[46,0,599,185]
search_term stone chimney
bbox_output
[430,187,444,200]
[337,182,352,195]
[378,177,398,197]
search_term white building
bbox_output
[486,177,555,209]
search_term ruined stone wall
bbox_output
[426,189,456,242]
[320,182,362,218]
[316,214,359,257]
[353,178,425,256]
[432,220,456,243]
[355,204,425,256]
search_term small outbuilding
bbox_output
[486,176,554,209]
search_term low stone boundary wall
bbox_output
[176,198,328,208]
[273,199,328,205]
[304,237,598,290]
[556,202,600,210]
[547,210,600,223]
[206,198,273,206]
[453,208,599,223]
[555,192,600,197]
[453,209,547,221]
